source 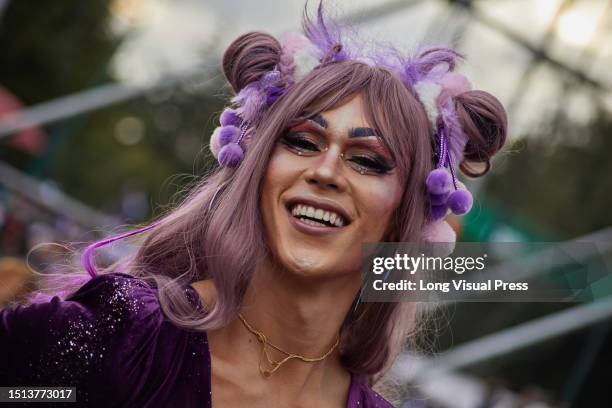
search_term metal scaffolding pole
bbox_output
[453,0,611,95]
[0,71,209,139]
[0,161,116,228]
[394,296,612,382]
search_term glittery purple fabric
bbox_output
[1,273,392,407]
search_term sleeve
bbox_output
[0,273,167,407]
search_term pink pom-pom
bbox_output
[209,127,223,158]
[426,168,452,195]
[218,125,240,146]
[422,220,456,256]
[280,32,312,56]
[429,204,449,221]
[218,143,244,167]
[422,220,456,243]
[437,72,472,105]
[447,189,473,215]
[220,109,241,127]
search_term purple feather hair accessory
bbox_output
[260,70,281,87]
[303,3,349,63]
[232,69,284,124]
[232,84,265,125]
[266,86,284,106]
[399,48,463,85]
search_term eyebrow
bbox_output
[308,114,378,139]
[309,114,328,129]
[348,127,377,138]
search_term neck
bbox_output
[240,256,360,361]
[202,255,361,404]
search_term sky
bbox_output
[107,0,612,138]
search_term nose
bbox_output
[304,145,348,192]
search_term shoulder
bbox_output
[0,273,164,348]
[0,273,162,382]
[67,271,165,324]
[1,273,210,407]
[348,375,395,408]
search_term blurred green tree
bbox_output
[0,0,119,103]
[484,108,612,239]
[0,0,225,220]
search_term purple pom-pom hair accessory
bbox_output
[220,108,241,127]
[210,125,241,158]
[210,67,287,168]
[426,124,473,220]
[429,203,449,220]
[447,188,473,215]
[426,168,452,196]
[218,142,245,167]
[212,122,249,167]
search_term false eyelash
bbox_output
[349,155,393,174]
[282,132,320,152]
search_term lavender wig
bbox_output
[31,1,507,386]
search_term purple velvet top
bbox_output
[0,273,392,407]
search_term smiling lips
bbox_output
[290,204,346,227]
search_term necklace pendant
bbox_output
[260,360,280,378]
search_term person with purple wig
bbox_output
[0,3,507,407]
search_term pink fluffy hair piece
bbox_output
[422,220,456,256]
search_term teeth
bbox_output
[314,209,324,220]
[290,203,346,227]
[299,218,326,227]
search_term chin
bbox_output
[274,242,358,279]
[279,249,331,277]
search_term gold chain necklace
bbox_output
[237,312,340,377]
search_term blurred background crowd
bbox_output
[1,0,611,407]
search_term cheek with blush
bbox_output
[338,174,403,272]
[261,148,291,249]
[355,176,403,240]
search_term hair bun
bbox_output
[454,90,508,177]
[222,32,282,94]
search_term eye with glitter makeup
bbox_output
[281,121,395,175]
[281,131,323,155]
[345,152,394,175]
